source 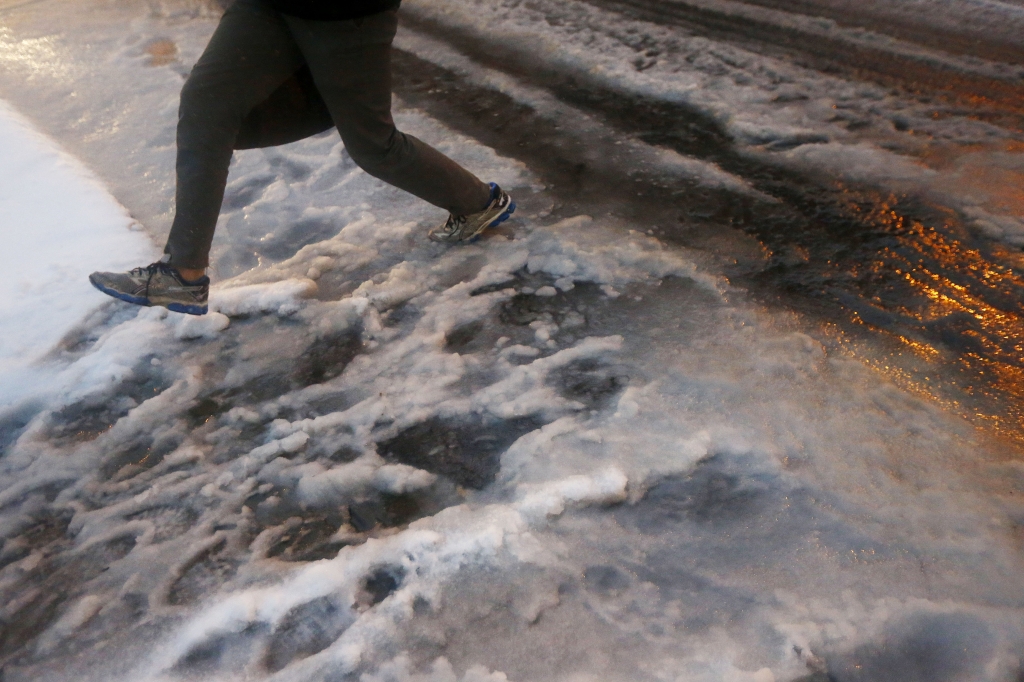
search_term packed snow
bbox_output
[0,100,154,409]
[401,0,1024,244]
[0,0,1021,681]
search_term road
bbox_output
[0,1,1022,681]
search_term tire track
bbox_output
[392,18,1024,436]
[737,0,1024,65]
[583,0,1024,131]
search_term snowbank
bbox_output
[0,99,154,408]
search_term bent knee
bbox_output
[344,130,410,175]
[346,146,388,174]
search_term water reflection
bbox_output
[777,188,1024,438]
[0,25,69,80]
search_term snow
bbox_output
[0,99,154,408]
[392,28,764,199]
[658,0,1024,82]
[0,1,1021,681]
[400,0,1024,245]
[723,0,1024,55]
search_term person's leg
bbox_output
[234,65,335,150]
[164,0,307,271]
[284,10,493,217]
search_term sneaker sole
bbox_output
[166,302,210,316]
[90,275,208,316]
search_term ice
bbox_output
[656,0,1024,81]
[400,0,1024,245]
[212,279,319,317]
[33,594,104,654]
[0,0,1022,681]
[362,656,510,682]
[174,312,231,340]
[718,0,1024,57]
[393,28,764,198]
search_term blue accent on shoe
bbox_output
[167,302,209,316]
[89,271,207,315]
[89,275,150,307]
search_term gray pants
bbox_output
[164,0,491,269]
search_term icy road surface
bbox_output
[0,0,1022,681]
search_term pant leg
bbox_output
[164,0,306,269]
[284,10,492,217]
[235,65,335,150]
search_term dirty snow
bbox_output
[0,1,1022,681]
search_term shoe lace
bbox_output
[130,261,173,276]
[129,261,177,292]
[442,214,467,235]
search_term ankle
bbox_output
[176,267,206,283]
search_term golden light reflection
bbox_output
[819,190,1024,442]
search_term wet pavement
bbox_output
[390,20,1024,439]
[1,1,1023,680]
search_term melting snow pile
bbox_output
[0,105,1021,681]
[0,2,1022,682]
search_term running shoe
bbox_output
[428,183,515,243]
[89,260,209,315]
